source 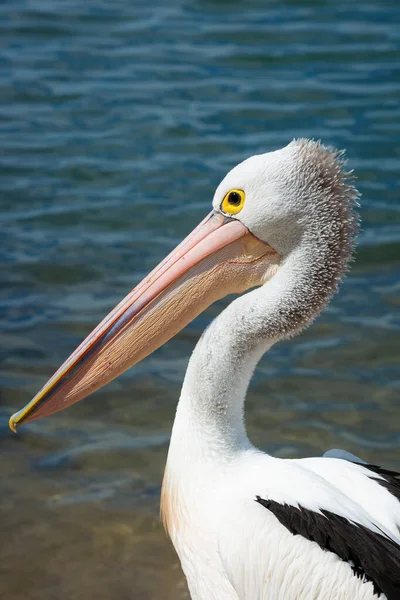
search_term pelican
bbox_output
[10,139,400,599]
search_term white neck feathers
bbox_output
[161,139,360,536]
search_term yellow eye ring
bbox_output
[221,189,245,215]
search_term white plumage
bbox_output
[163,311,400,599]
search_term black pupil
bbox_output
[228,191,241,206]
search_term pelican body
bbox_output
[10,140,400,599]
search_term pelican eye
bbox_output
[221,189,245,215]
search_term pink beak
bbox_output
[10,211,278,431]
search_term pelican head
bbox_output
[213,139,358,260]
[10,139,359,431]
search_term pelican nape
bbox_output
[10,140,400,599]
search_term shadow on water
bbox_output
[1,0,399,598]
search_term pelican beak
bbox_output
[10,212,279,431]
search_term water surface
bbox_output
[1,1,399,598]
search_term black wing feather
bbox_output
[360,464,400,502]
[256,496,400,599]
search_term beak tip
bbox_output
[9,413,20,433]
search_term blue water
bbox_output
[1,1,399,598]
